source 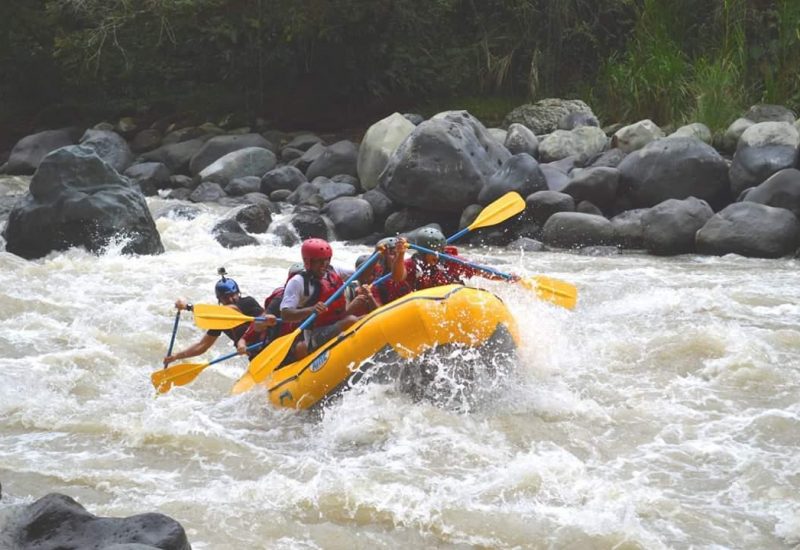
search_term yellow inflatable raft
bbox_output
[261,284,519,410]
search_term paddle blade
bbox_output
[192,304,253,330]
[519,276,578,310]
[151,362,211,394]
[231,329,299,394]
[468,192,525,231]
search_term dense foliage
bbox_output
[1,0,799,135]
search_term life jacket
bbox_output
[410,254,462,290]
[226,296,265,357]
[370,260,411,305]
[298,267,347,327]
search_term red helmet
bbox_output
[301,238,332,268]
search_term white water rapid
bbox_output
[1,186,799,549]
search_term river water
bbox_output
[0,180,799,549]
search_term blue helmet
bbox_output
[215,277,240,301]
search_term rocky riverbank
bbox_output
[2,98,799,260]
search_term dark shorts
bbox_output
[306,323,342,352]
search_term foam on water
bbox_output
[0,196,799,548]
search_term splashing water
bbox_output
[0,191,799,548]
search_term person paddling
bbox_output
[392,227,517,291]
[235,263,304,355]
[163,268,276,366]
[279,238,363,357]
[369,237,412,307]
[344,254,380,316]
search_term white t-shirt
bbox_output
[280,265,355,310]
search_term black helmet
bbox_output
[413,227,446,251]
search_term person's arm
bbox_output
[163,333,218,366]
[391,239,407,282]
[282,303,326,322]
[345,286,373,315]
[280,276,325,323]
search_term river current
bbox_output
[0,182,798,549]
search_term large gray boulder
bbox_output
[290,209,329,240]
[669,123,712,144]
[477,153,547,205]
[357,113,415,191]
[641,197,714,255]
[362,188,396,222]
[199,147,277,186]
[744,104,796,124]
[696,202,800,258]
[189,133,274,176]
[504,123,539,158]
[260,165,307,194]
[379,111,510,212]
[525,190,575,226]
[541,211,614,248]
[741,167,800,219]
[561,167,619,212]
[306,140,359,181]
[5,493,189,550]
[213,218,259,248]
[384,208,456,235]
[287,178,357,205]
[323,197,374,240]
[292,142,327,173]
[79,129,134,173]
[612,120,665,153]
[538,126,607,163]
[610,208,648,249]
[729,121,799,197]
[3,146,163,259]
[503,99,595,135]
[5,128,80,175]
[619,137,730,208]
[123,162,171,196]
[140,137,209,174]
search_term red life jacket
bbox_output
[263,287,297,336]
[409,255,462,290]
[299,267,347,328]
[371,260,411,305]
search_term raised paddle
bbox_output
[191,304,276,331]
[446,191,526,243]
[371,191,527,288]
[231,250,383,394]
[407,243,578,309]
[151,342,266,394]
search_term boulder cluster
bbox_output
[2,99,800,259]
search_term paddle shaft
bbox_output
[407,243,514,280]
[446,227,470,243]
[206,341,267,367]
[167,310,181,357]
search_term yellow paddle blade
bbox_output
[230,329,299,394]
[151,362,211,394]
[192,304,254,330]
[468,192,526,231]
[519,276,578,310]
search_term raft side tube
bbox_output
[264,285,519,409]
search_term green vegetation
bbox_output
[1,0,799,140]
